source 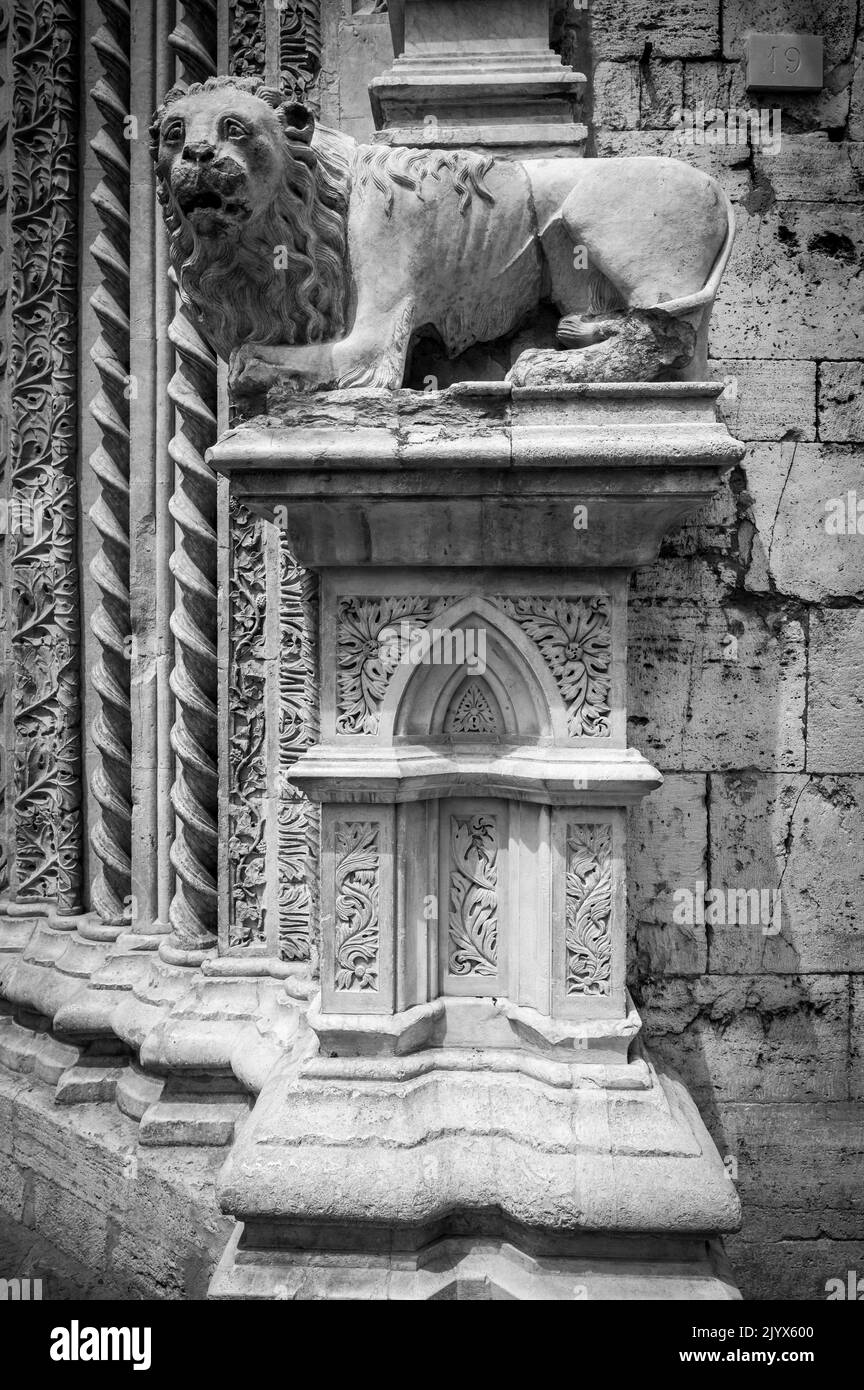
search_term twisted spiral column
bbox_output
[164,1,218,956]
[88,0,132,929]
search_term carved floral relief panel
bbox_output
[334,819,380,991]
[564,822,612,996]
[447,813,499,979]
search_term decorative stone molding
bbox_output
[226,501,268,950]
[0,1,11,894]
[277,544,318,963]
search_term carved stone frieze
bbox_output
[278,541,318,962]
[0,1,10,892]
[227,501,268,949]
[9,0,83,910]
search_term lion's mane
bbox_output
[150,76,351,360]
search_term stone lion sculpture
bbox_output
[151,76,734,393]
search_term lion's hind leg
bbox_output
[508,308,696,388]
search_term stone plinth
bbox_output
[371,0,586,154]
[207,380,745,1299]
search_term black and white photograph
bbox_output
[0,0,861,1346]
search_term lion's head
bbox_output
[150,76,350,360]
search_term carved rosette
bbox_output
[497,595,612,736]
[564,824,612,996]
[88,0,132,927]
[448,814,498,977]
[166,2,218,953]
[227,501,268,948]
[9,0,83,909]
[334,821,379,991]
[278,543,318,962]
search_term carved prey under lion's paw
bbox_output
[151,76,736,393]
[507,310,698,389]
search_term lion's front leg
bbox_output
[229,342,337,396]
[329,299,416,390]
[228,297,415,396]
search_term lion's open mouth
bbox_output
[178,188,251,223]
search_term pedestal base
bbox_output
[213,1050,741,1299]
[211,1227,740,1301]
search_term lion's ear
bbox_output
[281,101,315,145]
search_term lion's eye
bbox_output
[162,120,184,143]
[223,118,248,142]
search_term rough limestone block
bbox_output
[808,611,864,771]
[851,36,864,139]
[639,60,684,129]
[660,481,739,560]
[852,977,864,1099]
[741,443,864,600]
[819,362,864,440]
[628,574,806,771]
[712,204,864,360]
[629,555,739,604]
[640,973,850,1104]
[333,17,393,143]
[711,359,816,441]
[753,137,864,203]
[683,60,748,111]
[708,774,864,973]
[726,1235,864,1302]
[0,1069,231,1299]
[592,62,640,129]
[718,1103,864,1242]
[722,0,857,69]
[627,775,708,977]
[593,129,752,201]
[590,0,719,60]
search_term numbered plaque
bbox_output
[746,32,823,92]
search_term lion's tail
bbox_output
[655,181,736,319]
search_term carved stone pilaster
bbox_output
[9,0,83,911]
[88,0,132,929]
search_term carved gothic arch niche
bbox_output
[379,596,569,743]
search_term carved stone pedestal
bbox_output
[209,381,744,1300]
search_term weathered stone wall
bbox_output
[324,0,864,1301]
[578,1,864,1302]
